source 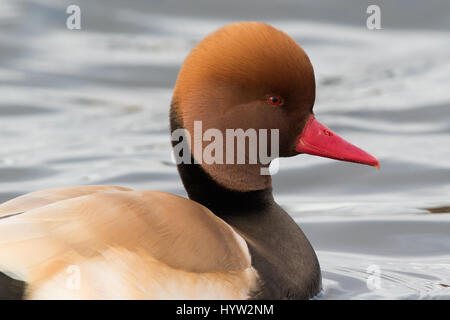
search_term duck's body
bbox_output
[0,183,318,300]
[0,22,378,300]
[0,183,320,300]
[0,186,258,299]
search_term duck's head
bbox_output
[171,22,378,192]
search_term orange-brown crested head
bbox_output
[171,22,379,192]
[173,22,316,157]
[171,22,317,191]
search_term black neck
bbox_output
[178,159,275,214]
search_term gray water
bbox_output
[0,0,449,299]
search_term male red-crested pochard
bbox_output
[0,22,378,300]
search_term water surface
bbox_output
[0,0,449,299]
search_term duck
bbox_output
[0,22,379,300]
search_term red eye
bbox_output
[268,95,283,106]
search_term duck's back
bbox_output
[0,186,258,299]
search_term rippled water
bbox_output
[1,0,449,299]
